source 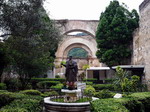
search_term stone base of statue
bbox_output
[61,89,81,102]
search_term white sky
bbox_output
[44,0,144,20]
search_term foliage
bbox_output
[20,90,42,96]
[37,81,60,89]
[55,75,60,78]
[104,78,115,84]
[1,99,42,112]
[82,64,90,70]
[94,89,115,99]
[67,48,88,58]
[83,78,97,82]
[91,92,150,112]
[93,84,114,91]
[0,0,61,89]
[42,91,59,97]
[113,66,140,92]
[31,78,65,89]
[0,91,43,112]
[50,83,63,90]
[0,83,7,90]
[0,42,11,77]
[4,78,21,91]
[96,0,139,66]
[0,108,28,112]
[85,81,93,85]
[84,85,96,96]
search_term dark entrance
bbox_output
[93,70,99,80]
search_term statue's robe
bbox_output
[64,60,78,82]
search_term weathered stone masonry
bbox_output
[132,0,150,84]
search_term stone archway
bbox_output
[63,43,92,58]
[54,20,102,77]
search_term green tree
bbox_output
[0,0,61,89]
[96,0,139,66]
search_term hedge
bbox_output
[91,92,150,112]
[31,78,65,89]
[37,81,60,89]
[93,84,114,91]
[20,90,42,96]
[31,78,65,83]
[0,91,43,112]
[0,83,7,90]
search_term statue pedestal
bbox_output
[61,89,81,102]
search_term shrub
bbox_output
[0,108,28,112]
[0,83,7,90]
[4,79,21,91]
[37,81,60,89]
[93,84,114,91]
[85,81,93,85]
[94,89,115,99]
[50,83,63,90]
[83,78,97,82]
[84,85,96,96]
[42,91,59,97]
[0,92,16,108]
[0,91,43,112]
[91,92,150,112]
[1,99,42,112]
[104,78,115,84]
[20,90,42,96]
[55,75,60,78]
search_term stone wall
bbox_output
[132,0,150,84]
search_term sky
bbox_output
[44,0,144,20]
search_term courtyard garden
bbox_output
[0,0,150,112]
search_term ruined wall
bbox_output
[133,0,150,82]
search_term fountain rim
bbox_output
[44,97,93,106]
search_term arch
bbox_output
[63,43,93,58]
[55,20,99,37]
[64,29,95,37]
[55,36,97,58]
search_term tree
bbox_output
[0,0,61,89]
[96,0,139,67]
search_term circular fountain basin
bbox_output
[44,97,98,112]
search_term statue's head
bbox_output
[69,56,72,60]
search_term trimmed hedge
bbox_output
[31,78,65,83]
[94,89,115,99]
[93,84,114,91]
[1,99,41,112]
[31,78,64,89]
[20,90,42,95]
[91,92,150,112]
[0,91,43,112]
[37,81,60,89]
[0,83,7,90]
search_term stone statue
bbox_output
[62,56,78,89]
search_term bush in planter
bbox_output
[37,81,60,89]
[20,90,42,96]
[94,89,115,99]
[0,83,7,90]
